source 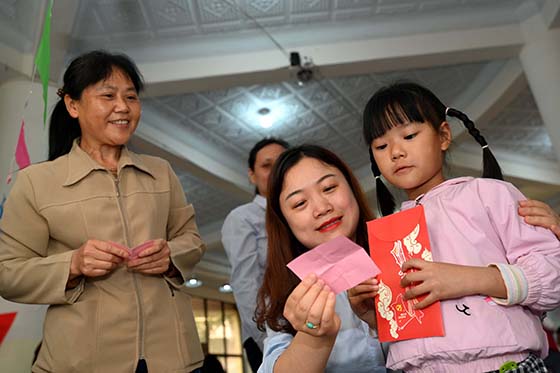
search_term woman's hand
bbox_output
[400,258,506,309]
[519,199,560,239]
[283,274,340,337]
[127,239,171,275]
[348,278,378,329]
[70,240,128,279]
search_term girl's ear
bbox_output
[64,95,79,119]
[439,121,452,151]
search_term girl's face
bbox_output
[279,157,360,249]
[65,68,141,150]
[371,120,451,200]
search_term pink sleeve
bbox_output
[479,179,560,313]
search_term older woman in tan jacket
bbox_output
[0,51,205,373]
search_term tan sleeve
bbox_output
[164,163,206,284]
[0,171,84,304]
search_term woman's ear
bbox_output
[64,95,79,119]
[439,121,452,151]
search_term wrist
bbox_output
[69,252,82,279]
[476,265,506,298]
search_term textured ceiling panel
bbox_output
[177,171,247,227]
[142,61,500,179]
[69,0,542,46]
[476,89,557,162]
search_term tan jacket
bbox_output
[0,141,205,372]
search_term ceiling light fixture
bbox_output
[185,276,203,288]
[218,283,233,293]
[257,107,274,128]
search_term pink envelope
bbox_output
[109,241,154,260]
[129,241,154,260]
[287,236,380,294]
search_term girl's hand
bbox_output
[400,259,483,309]
[283,274,341,337]
[518,199,560,239]
[348,278,378,329]
[70,240,128,279]
[127,239,172,275]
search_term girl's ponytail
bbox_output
[445,108,503,181]
[369,147,395,216]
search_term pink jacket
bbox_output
[386,177,560,372]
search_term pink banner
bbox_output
[15,121,31,169]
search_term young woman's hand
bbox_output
[126,239,172,275]
[518,199,560,239]
[400,259,505,309]
[70,240,128,279]
[283,274,341,337]
[347,278,378,329]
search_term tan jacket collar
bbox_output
[63,139,155,186]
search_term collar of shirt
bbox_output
[254,194,267,210]
[400,176,474,210]
[63,138,155,186]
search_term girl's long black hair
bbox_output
[363,81,503,216]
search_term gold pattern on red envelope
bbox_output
[367,205,444,342]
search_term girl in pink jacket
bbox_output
[354,82,560,372]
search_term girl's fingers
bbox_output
[401,258,426,272]
[350,291,378,303]
[348,283,377,296]
[411,293,437,310]
[401,270,426,287]
[403,282,430,300]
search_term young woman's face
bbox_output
[279,157,360,249]
[65,68,141,150]
[370,121,451,200]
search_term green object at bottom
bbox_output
[499,360,518,373]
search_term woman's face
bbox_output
[66,68,141,149]
[279,157,360,249]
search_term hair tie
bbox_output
[56,88,65,98]
[481,145,489,149]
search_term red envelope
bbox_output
[0,312,17,346]
[367,205,444,342]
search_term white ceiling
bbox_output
[1,0,559,299]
